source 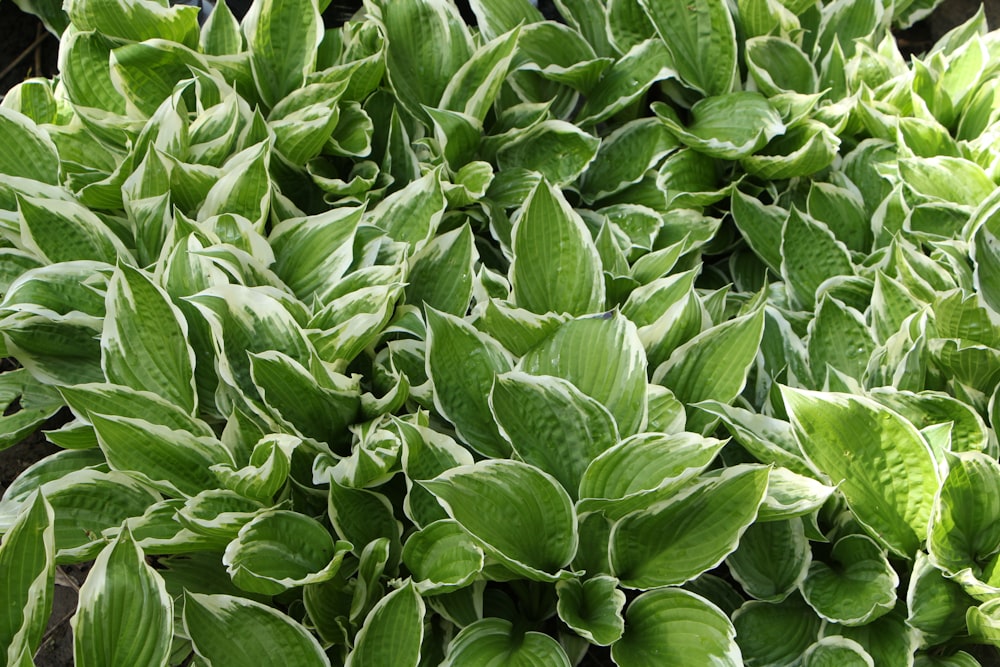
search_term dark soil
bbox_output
[1,1,1000,665]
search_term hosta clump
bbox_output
[2,0,1000,664]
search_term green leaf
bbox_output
[397,420,475,528]
[442,617,571,666]
[197,140,271,229]
[653,307,765,435]
[820,607,918,666]
[269,206,363,302]
[200,0,242,55]
[733,596,822,667]
[580,118,679,203]
[803,637,874,667]
[327,481,402,571]
[59,382,213,437]
[807,296,876,385]
[18,195,128,265]
[869,388,989,455]
[66,0,198,46]
[72,528,172,667]
[971,190,1000,314]
[402,519,484,594]
[510,178,604,316]
[101,264,197,415]
[243,0,322,108]
[224,510,350,595]
[741,120,840,180]
[578,432,725,520]
[609,465,769,588]
[555,575,626,646]
[746,36,817,95]
[907,551,975,645]
[490,371,619,499]
[757,467,837,521]
[780,208,855,309]
[0,369,63,452]
[576,38,675,127]
[184,593,330,666]
[366,169,447,247]
[726,518,809,602]
[421,460,578,581]
[440,27,520,122]
[497,121,600,185]
[928,452,1000,584]
[347,581,425,667]
[0,109,60,185]
[376,0,472,122]
[638,0,737,96]
[653,92,784,160]
[967,598,1000,645]
[249,351,360,445]
[695,401,810,474]
[406,223,477,316]
[519,312,647,437]
[611,588,741,666]
[801,534,898,625]
[425,307,513,458]
[0,492,54,663]
[90,414,232,498]
[782,387,941,557]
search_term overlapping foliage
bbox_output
[1,0,1000,664]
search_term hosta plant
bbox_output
[1,0,1000,665]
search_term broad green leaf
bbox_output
[18,195,128,265]
[376,0,472,122]
[611,588,741,666]
[0,109,59,185]
[402,519,484,594]
[224,510,350,595]
[555,575,626,646]
[781,208,855,309]
[397,420,475,528]
[695,401,810,474]
[421,460,578,581]
[467,0,542,39]
[0,492,54,664]
[741,120,840,180]
[580,118,679,203]
[782,387,941,557]
[726,518,809,602]
[442,617,571,666]
[0,369,63,451]
[928,452,1000,584]
[327,481,402,571]
[347,581,425,667]
[803,637,874,667]
[653,93,784,160]
[101,264,196,414]
[90,414,232,498]
[869,388,988,454]
[200,0,242,55]
[578,432,725,520]
[609,465,769,588]
[510,178,603,316]
[757,467,837,521]
[733,596,821,666]
[197,140,271,229]
[622,269,705,369]
[638,0,737,96]
[243,0,322,108]
[268,82,348,165]
[967,598,1000,645]
[109,41,208,118]
[607,0,655,52]
[72,528,172,667]
[490,371,619,499]
[519,312,647,436]
[820,607,918,667]
[365,169,446,246]
[746,36,817,95]
[907,551,975,645]
[65,0,198,46]
[497,121,600,185]
[898,157,995,208]
[175,490,266,543]
[653,307,765,435]
[440,27,520,122]
[801,534,898,625]
[250,351,360,445]
[425,308,513,458]
[406,224,477,316]
[184,593,330,666]
[807,296,876,385]
[575,38,675,126]
[59,382,214,437]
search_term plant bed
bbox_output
[3,0,1000,665]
